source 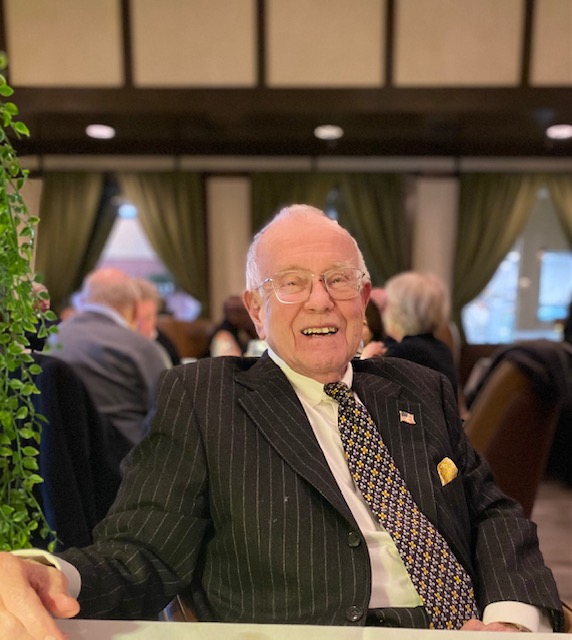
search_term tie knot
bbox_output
[324,381,352,402]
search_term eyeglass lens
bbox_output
[271,268,362,303]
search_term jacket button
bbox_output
[347,530,361,547]
[345,605,364,622]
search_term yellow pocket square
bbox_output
[437,457,458,486]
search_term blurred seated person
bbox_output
[58,290,83,322]
[132,278,181,366]
[359,299,387,359]
[209,294,259,357]
[24,282,58,351]
[381,271,459,394]
[46,268,168,457]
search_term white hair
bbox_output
[245,204,370,290]
[383,271,450,336]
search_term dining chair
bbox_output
[463,356,561,519]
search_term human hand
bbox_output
[359,340,387,359]
[0,552,79,639]
[461,618,529,632]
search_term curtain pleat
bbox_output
[338,173,409,285]
[250,173,338,233]
[35,172,105,313]
[116,172,209,317]
[544,174,572,246]
[453,174,541,336]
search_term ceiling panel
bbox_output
[5,0,122,86]
[132,0,256,86]
[531,0,572,85]
[267,0,384,87]
[395,0,523,86]
[1,0,571,160]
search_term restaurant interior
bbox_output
[0,0,571,621]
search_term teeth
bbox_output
[302,327,337,335]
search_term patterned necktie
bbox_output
[324,381,479,630]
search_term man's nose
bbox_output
[305,276,334,309]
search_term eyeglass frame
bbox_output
[255,267,367,304]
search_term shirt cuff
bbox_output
[482,601,552,633]
[11,549,82,599]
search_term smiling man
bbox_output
[0,205,564,638]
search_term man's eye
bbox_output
[328,273,346,285]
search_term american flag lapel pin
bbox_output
[399,410,416,425]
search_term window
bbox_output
[462,188,568,344]
[97,200,201,320]
[537,251,572,323]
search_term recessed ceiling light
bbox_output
[314,124,344,141]
[545,124,572,140]
[86,124,116,139]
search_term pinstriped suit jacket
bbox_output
[62,354,563,629]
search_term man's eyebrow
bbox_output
[276,263,356,272]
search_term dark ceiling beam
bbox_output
[257,0,266,87]
[11,86,572,116]
[520,0,535,86]
[384,0,395,86]
[120,0,133,87]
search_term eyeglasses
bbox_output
[256,268,365,304]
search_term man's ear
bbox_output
[361,281,372,308]
[243,290,266,340]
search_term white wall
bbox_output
[411,177,459,290]
[206,177,252,323]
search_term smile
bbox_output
[301,327,338,336]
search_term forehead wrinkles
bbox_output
[259,221,357,273]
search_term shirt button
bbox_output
[347,531,361,547]
[345,605,364,622]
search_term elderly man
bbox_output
[0,206,564,638]
[45,268,168,450]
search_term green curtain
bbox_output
[337,173,408,285]
[250,173,338,233]
[35,172,105,313]
[453,173,541,335]
[544,174,572,246]
[117,172,209,317]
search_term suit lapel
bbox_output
[352,370,438,523]
[235,355,354,521]
[235,356,439,526]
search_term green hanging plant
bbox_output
[0,52,57,551]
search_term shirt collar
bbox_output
[268,347,353,407]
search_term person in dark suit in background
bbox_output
[44,268,168,454]
[0,205,563,638]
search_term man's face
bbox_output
[135,299,158,339]
[244,216,370,383]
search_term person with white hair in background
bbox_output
[381,271,458,395]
